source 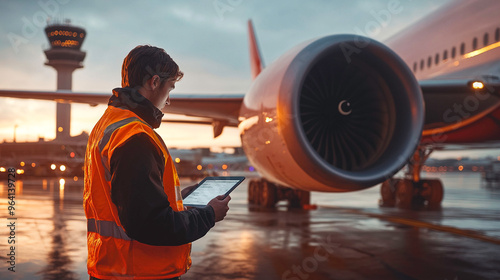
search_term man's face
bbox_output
[153,78,176,110]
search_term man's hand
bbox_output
[181,184,197,199]
[207,195,231,222]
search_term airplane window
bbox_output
[420,59,424,70]
[496,28,499,42]
[484,33,489,46]
[472,37,478,50]
[427,56,432,68]
[435,53,439,65]
[443,50,448,60]
[460,43,465,55]
[451,47,456,58]
[413,62,417,72]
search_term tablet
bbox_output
[183,176,245,208]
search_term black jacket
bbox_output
[107,87,215,246]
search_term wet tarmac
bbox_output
[0,172,499,280]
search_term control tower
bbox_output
[43,20,86,141]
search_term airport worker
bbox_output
[84,45,231,280]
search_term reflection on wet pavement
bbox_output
[0,173,499,279]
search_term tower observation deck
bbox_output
[43,20,86,141]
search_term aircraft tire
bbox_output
[248,180,257,204]
[380,178,397,207]
[261,180,277,208]
[395,179,414,209]
[426,179,444,209]
[289,189,310,208]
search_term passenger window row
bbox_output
[412,27,500,73]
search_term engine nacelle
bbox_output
[239,35,424,192]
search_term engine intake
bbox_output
[299,51,396,171]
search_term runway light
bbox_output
[472,81,484,90]
[197,165,203,171]
[20,161,25,167]
[0,167,5,172]
[58,127,63,132]
[59,178,65,187]
[70,152,75,158]
[73,176,78,181]
[265,117,273,123]
[31,162,36,167]
[458,165,464,171]
[60,165,66,172]
[50,164,56,170]
[175,158,181,163]
[16,169,24,175]
[222,164,228,170]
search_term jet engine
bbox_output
[239,35,424,192]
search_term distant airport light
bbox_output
[265,117,273,123]
[20,161,25,167]
[58,127,63,132]
[16,169,24,174]
[73,176,78,181]
[60,165,66,171]
[59,178,65,187]
[31,163,36,167]
[70,152,75,158]
[175,158,181,163]
[472,81,484,90]
[222,164,228,170]
[265,140,271,145]
[197,165,203,171]
[51,164,57,170]
[0,167,5,172]
[458,165,464,171]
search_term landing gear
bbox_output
[248,179,310,208]
[421,179,444,209]
[379,147,444,209]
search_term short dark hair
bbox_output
[121,45,183,88]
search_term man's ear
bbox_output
[151,75,161,90]
[144,75,160,91]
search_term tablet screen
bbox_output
[183,178,243,207]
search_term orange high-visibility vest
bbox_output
[84,105,191,279]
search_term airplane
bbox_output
[1,0,500,209]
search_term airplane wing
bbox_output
[0,89,244,138]
[2,79,500,145]
[418,79,500,148]
[0,89,110,106]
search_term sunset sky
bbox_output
[1,0,498,159]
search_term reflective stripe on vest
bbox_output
[87,218,131,241]
[98,117,149,181]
